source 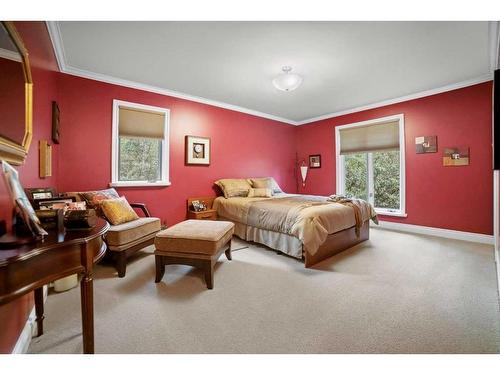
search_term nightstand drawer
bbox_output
[187,209,217,220]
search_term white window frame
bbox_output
[335,114,406,217]
[111,99,171,187]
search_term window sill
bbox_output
[109,181,171,188]
[375,210,407,218]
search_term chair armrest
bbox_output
[130,203,151,217]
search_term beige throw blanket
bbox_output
[243,195,377,256]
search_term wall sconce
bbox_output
[300,161,308,187]
[295,153,309,191]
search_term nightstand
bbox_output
[187,196,218,221]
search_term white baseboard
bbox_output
[11,285,48,354]
[372,220,494,245]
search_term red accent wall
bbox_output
[295,82,493,235]
[56,74,297,226]
[0,22,59,353]
[0,22,494,353]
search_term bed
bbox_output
[212,178,377,267]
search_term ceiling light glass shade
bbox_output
[272,66,303,92]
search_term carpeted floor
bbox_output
[28,227,500,354]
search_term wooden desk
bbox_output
[0,218,109,354]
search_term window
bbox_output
[111,100,170,187]
[336,114,406,217]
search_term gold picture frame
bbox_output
[0,21,33,165]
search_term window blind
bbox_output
[119,107,165,139]
[339,120,400,155]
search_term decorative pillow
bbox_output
[81,188,119,209]
[248,177,283,194]
[215,179,252,198]
[247,188,273,198]
[100,196,139,225]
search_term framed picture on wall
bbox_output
[443,146,470,166]
[185,135,210,165]
[309,154,321,168]
[415,135,437,153]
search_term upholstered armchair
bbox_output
[62,189,161,277]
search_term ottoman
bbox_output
[154,220,235,289]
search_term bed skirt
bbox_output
[220,216,370,266]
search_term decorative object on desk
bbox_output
[39,140,52,178]
[51,101,60,144]
[37,197,75,210]
[185,135,210,165]
[64,209,98,230]
[36,208,64,230]
[415,135,437,154]
[443,146,470,166]
[1,161,47,239]
[25,187,57,202]
[309,154,321,168]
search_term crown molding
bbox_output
[46,21,494,127]
[0,47,22,62]
[45,21,298,126]
[295,74,493,125]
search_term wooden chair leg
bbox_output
[116,252,127,278]
[155,255,165,283]
[225,240,232,260]
[204,261,214,289]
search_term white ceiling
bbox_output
[50,21,494,124]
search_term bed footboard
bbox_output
[304,220,370,268]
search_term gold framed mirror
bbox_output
[0,21,33,165]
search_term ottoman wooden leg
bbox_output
[203,260,214,289]
[155,255,165,283]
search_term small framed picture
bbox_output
[443,146,470,166]
[415,135,437,154]
[185,135,210,165]
[309,154,321,168]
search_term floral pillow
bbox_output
[81,188,120,215]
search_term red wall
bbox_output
[0,22,59,353]
[295,82,493,235]
[56,74,297,226]
[0,21,494,353]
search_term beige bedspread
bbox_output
[213,194,376,256]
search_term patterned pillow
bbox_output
[247,188,273,198]
[81,188,120,215]
[215,179,252,198]
[248,177,283,194]
[100,196,139,225]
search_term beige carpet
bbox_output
[29,228,500,353]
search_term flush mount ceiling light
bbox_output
[272,66,303,92]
